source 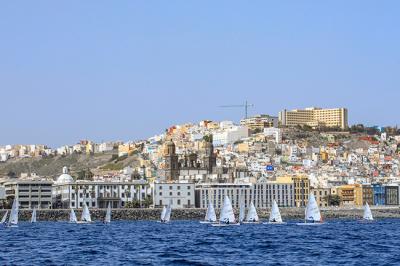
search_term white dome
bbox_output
[56,166,74,184]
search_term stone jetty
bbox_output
[2,206,400,222]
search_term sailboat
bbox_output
[362,202,374,221]
[7,198,19,228]
[69,209,78,223]
[1,211,8,226]
[297,194,324,226]
[239,198,246,224]
[30,208,37,223]
[264,200,285,225]
[78,201,92,224]
[200,202,217,224]
[243,202,259,224]
[104,203,112,224]
[212,196,240,227]
[160,205,172,223]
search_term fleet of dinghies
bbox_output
[0,193,380,227]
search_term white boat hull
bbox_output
[77,221,92,224]
[296,223,324,226]
[263,222,287,225]
[242,222,260,224]
[199,221,217,224]
[211,223,240,227]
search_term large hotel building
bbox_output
[279,107,348,129]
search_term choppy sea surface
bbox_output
[1,219,400,265]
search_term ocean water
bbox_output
[1,220,400,266]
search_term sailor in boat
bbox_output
[271,218,277,223]
[308,217,315,223]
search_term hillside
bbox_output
[0,151,142,179]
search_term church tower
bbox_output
[202,136,216,174]
[163,138,179,181]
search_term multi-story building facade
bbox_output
[385,185,399,205]
[311,187,331,207]
[240,115,278,131]
[52,167,151,209]
[195,177,295,209]
[293,176,310,207]
[362,184,374,205]
[372,184,385,206]
[337,184,363,206]
[195,183,253,209]
[153,182,195,209]
[3,179,53,209]
[279,107,348,129]
[253,176,294,208]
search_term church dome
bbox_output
[56,166,74,184]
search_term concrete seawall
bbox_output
[3,207,400,222]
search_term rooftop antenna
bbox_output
[219,100,254,119]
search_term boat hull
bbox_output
[263,222,287,225]
[296,223,324,226]
[242,222,260,225]
[76,221,92,224]
[199,221,217,224]
[211,223,240,227]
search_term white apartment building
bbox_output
[264,127,282,143]
[153,182,195,209]
[196,178,295,209]
[52,167,151,209]
[213,126,249,146]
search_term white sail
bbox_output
[9,198,19,226]
[70,209,77,223]
[239,199,245,223]
[363,203,373,221]
[246,202,259,222]
[31,208,37,223]
[219,196,235,224]
[1,210,8,224]
[164,205,172,222]
[205,202,217,222]
[81,202,92,222]
[305,194,321,223]
[160,206,167,221]
[104,203,111,223]
[269,200,283,223]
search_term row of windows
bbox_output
[159,186,192,190]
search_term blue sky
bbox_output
[0,1,399,147]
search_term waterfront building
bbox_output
[293,176,310,207]
[52,167,150,209]
[195,183,253,209]
[153,182,195,209]
[311,187,331,207]
[195,177,295,209]
[253,176,295,208]
[337,184,363,206]
[372,184,386,206]
[362,184,374,205]
[279,107,348,129]
[385,185,399,205]
[3,179,53,209]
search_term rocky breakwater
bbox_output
[2,206,400,222]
